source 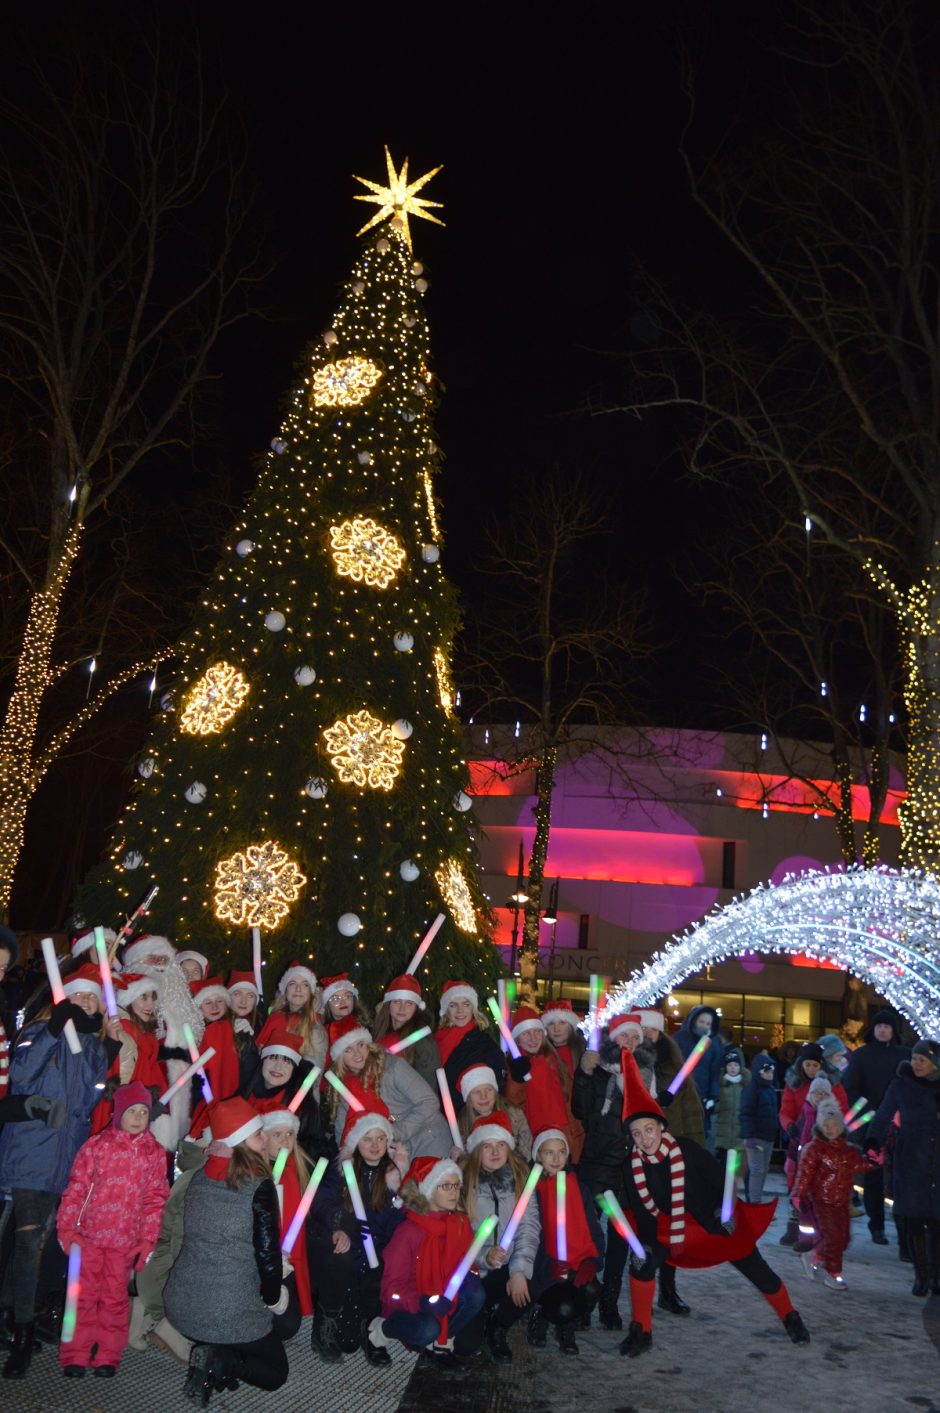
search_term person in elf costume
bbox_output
[617,1049,811,1357]
[528,1129,601,1355]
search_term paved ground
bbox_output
[4,1173,940,1412]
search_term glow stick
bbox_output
[720,1148,739,1224]
[287,1065,321,1112]
[598,1189,645,1261]
[497,979,510,1051]
[486,997,522,1058]
[668,1035,711,1095]
[556,1171,568,1261]
[342,1159,380,1269]
[157,1047,216,1105]
[499,1162,543,1248]
[847,1110,874,1132]
[251,926,263,997]
[41,937,81,1055]
[436,1068,463,1150]
[271,1147,290,1184]
[183,1023,213,1103]
[406,913,445,974]
[93,927,118,1019]
[109,883,159,962]
[62,1242,81,1343]
[325,1069,364,1113]
[387,1025,431,1055]
[281,1156,328,1256]
[589,974,605,1051]
[844,1096,868,1121]
[444,1213,498,1300]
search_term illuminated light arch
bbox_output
[592,866,940,1039]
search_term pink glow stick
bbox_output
[499,1162,543,1248]
[406,913,445,974]
[287,1065,321,1112]
[598,1189,645,1261]
[667,1035,710,1095]
[93,927,118,1019]
[183,1023,213,1103]
[444,1214,497,1300]
[387,1025,431,1054]
[157,1047,216,1105]
[325,1069,364,1113]
[436,1067,463,1150]
[281,1156,328,1256]
[497,979,510,1052]
[41,937,81,1055]
[556,1171,568,1261]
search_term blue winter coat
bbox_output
[674,1007,723,1108]
[869,1062,940,1221]
[0,1020,108,1194]
[739,1072,779,1143]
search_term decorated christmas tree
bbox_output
[81,150,498,1000]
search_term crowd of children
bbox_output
[0,925,922,1403]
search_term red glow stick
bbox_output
[406,913,445,974]
[287,1065,320,1112]
[668,1034,710,1094]
[93,927,118,1019]
[41,937,81,1055]
[325,1069,364,1113]
[436,1067,463,1150]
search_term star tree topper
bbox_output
[353,146,444,250]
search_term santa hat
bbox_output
[439,979,478,1017]
[116,971,158,1010]
[122,934,176,969]
[189,975,230,1009]
[208,1097,263,1149]
[258,1108,300,1135]
[620,1047,666,1126]
[70,926,115,960]
[458,1065,498,1103]
[329,1015,372,1062]
[466,1109,516,1153]
[227,971,260,1000]
[112,1080,152,1129]
[403,1154,463,1202]
[638,1009,665,1034]
[176,950,209,976]
[260,1027,303,1064]
[277,960,318,997]
[532,1128,569,1161]
[384,974,423,1005]
[63,964,103,1005]
[321,973,359,1007]
[340,1091,394,1155]
[511,1006,545,1042]
[609,1012,643,1043]
[541,998,580,1031]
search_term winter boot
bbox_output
[362,1316,392,1366]
[183,1343,214,1408]
[0,1308,13,1349]
[556,1320,579,1355]
[526,1303,548,1348]
[484,1310,512,1363]
[897,1216,913,1263]
[778,1213,800,1247]
[784,1310,811,1345]
[149,1317,193,1366]
[619,1321,652,1357]
[657,1263,691,1315]
[598,1279,623,1330]
[910,1223,930,1296]
[868,1220,889,1246]
[2,1323,36,1379]
[128,1296,155,1352]
[928,1222,940,1296]
[311,1306,343,1362]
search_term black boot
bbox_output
[2,1323,36,1379]
[311,1306,343,1362]
[868,1220,889,1246]
[897,1216,913,1263]
[784,1310,811,1345]
[526,1303,548,1348]
[556,1320,579,1355]
[778,1214,799,1247]
[619,1321,652,1357]
[183,1343,214,1408]
[598,1279,623,1330]
[0,1308,14,1349]
[361,1317,391,1366]
[485,1311,512,1363]
[657,1263,691,1316]
[910,1223,930,1296]
[928,1223,940,1296]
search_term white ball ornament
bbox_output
[400,408,417,423]
[393,631,414,652]
[137,757,155,779]
[414,278,429,293]
[264,610,286,632]
[400,859,420,883]
[160,692,175,713]
[414,380,427,396]
[337,912,362,937]
[454,790,472,813]
[392,718,413,740]
[322,329,338,346]
[421,543,440,563]
[376,238,390,254]
[270,438,287,455]
[185,781,207,804]
[236,539,256,557]
[123,850,144,870]
[403,317,416,328]
[305,777,329,799]
[357,450,373,465]
[293,665,316,686]
[352,280,365,295]
[412,262,424,275]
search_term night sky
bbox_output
[5,1,806,923]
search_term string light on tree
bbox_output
[179,663,250,736]
[435,858,477,933]
[323,709,405,790]
[434,647,455,712]
[214,840,307,930]
[310,357,383,409]
[329,517,405,589]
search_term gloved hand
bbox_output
[865,1148,884,1166]
[129,1246,152,1271]
[266,1285,289,1316]
[24,1095,66,1130]
[234,1017,254,1034]
[579,1050,600,1074]
[658,1090,675,1110]
[507,1055,531,1083]
[357,1218,373,1246]
[629,1244,657,1283]
[48,1000,84,1038]
[149,1100,167,1122]
[719,1218,736,1237]
[704,1098,716,1112]
[420,1293,454,1316]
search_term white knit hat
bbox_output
[277,962,318,996]
[259,1109,300,1135]
[123,935,176,969]
[458,1065,498,1102]
[531,1128,569,1161]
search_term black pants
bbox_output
[861,1168,885,1230]
[0,1190,59,1323]
[309,1236,381,1349]
[482,1266,542,1329]
[214,1329,288,1391]
[730,1247,781,1295]
[538,1277,600,1323]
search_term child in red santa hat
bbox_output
[504,1006,584,1163]
[528,1128,602,1355]
[372,973,441,1089]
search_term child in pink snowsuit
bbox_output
[56,1080,169,1376]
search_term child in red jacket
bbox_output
[56,1081,169,1376]
[791,1100,879,1290]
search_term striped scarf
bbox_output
[0,1016,8,1101]
[631,1133,685,1247]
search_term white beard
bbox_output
[137,960,205,1151]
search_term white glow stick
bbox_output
[41,937,81,1055]
[444,1214,498,1300]
[157,1047,216,1105]
[486,997,522,1058]
[387,1025,432,1055]
[183,1023,213,1103]
[325,1069,364,1112]
[287,1065,320,1112]
[251,926,263,997]
[500,1162,543,1248]
[436,1068,463,1150]
[342,1159,380,1269]
[281,1156,329,1256]
[406,913,445,974]
[93,927,118,1019]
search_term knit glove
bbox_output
[420,1294,454,1317]
[24,1095,66,1130]
[629,1244,657,1282]
[507,1055,531,1083]
[128,1246,152,1271]
[48,1000,85,1038]
[658,1090,675,1110]
[573,1258,598,1289]
[266,1285,289,1316]
[234,1017,254,1035]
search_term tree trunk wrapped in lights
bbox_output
[82,157,498,997]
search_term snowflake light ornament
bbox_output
[323,709,405,790]
[435,858,476,933]
[311,357,383,409]
[179,663,250,736]
[213,840,307,929]
[329,517,405,589]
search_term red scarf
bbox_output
[278,1158,312,1315]
[190,1019,241,1138]
[555,1043,575,1080]
[433,1020,474,1067]
[408,1208,474,1344]
[536,1172,598,1281]
[121,1018,167,1090]
[524,1052,571,1137]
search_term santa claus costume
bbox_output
[120,936,204,1153]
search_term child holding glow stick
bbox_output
[308,1093,406,1364]
[373,974,441,1088]
[504,1007,584,1163]
[257,1108,312,1326]
[256,960,327,1071]
[187,976,241,1139]
[791,1100,879,1290]
[56,1081,169,1377]
[378,1154,485,1366]
[242,1024,334,1163]
[434,980,505,1112]
[327,1015,452,1160]
[528,1129,601,1355]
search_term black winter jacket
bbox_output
[739,1072,779,1142]
[572,1063,629,1200]
[869,1062,940,1221]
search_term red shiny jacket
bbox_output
[791,1133,878,1208]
